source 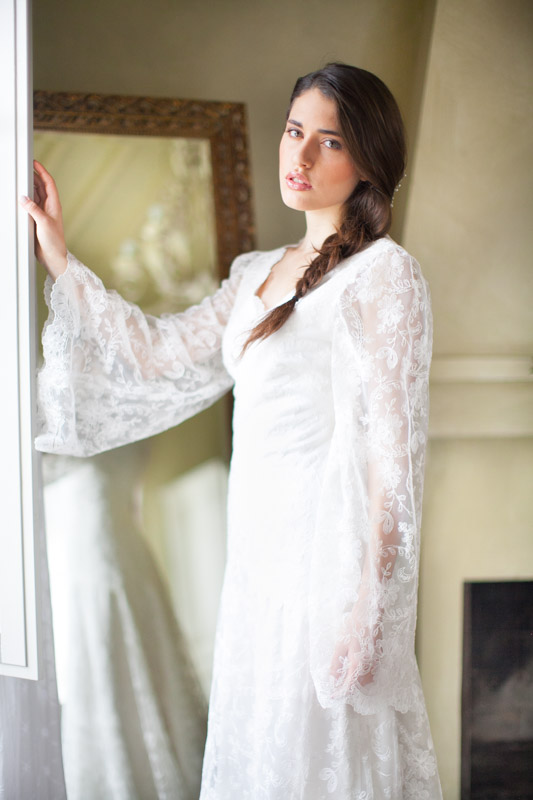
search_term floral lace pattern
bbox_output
[37,249,256,456]
[36,238,442,799]
[308,243,433,718]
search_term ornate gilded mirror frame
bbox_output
[33,90,256,279]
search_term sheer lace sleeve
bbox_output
[36,251,254,457]
[309,243,432,715]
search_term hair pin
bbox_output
[391,172,407,208]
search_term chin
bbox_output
[280,186,314,212]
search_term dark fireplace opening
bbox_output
[462,580,533,800]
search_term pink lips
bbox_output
[286,172,312,191]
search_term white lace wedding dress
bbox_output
[37,236,443,799]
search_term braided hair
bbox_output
[242,63,406,352]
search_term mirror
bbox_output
[33,90,255,797]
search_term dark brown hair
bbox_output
[242,62,406,352]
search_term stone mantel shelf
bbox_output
[428,356,533,439]
[430,356,532,384]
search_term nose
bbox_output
[292,138,314,170]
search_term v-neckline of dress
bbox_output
[251,236,391,314]
[252,245,298,313]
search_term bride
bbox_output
[22,62,442,799]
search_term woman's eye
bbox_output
[287,128,301,138]
[324,139,342,150]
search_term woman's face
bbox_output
[279,87,362,222]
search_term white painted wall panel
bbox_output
[0,0,39,680]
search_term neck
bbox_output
[299,208,342,255]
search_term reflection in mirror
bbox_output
[33,132,218,314]
[34,92,254,799]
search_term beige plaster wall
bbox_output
[403,1,533,797]
[403,0,533,357]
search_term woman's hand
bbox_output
[19,161,68,279]
[329,604,382,696]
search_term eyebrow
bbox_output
[287,118,342,137]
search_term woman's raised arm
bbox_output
[20,163,252,457]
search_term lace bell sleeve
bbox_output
[36,251,252,457]
[308,244,432,715]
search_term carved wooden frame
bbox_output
[33,90,256,280]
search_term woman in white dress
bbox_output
[22,63,443,798]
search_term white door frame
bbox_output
[0,0,40,681]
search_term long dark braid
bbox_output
[242,63,406,353]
